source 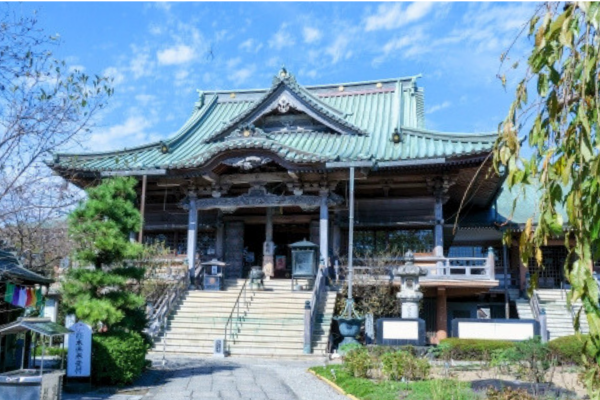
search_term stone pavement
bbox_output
[63,355,348,400]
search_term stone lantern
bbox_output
[289,239,318,290]
[394,250,428,319]
[201,259,227,291]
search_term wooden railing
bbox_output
[223,276,255,355]
[304,266,327,354]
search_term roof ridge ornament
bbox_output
[272,65,296,85]
[194,90,205,111]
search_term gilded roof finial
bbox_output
[279,65,288,79]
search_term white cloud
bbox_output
[154,2,171,12]
[269,25,295,50]
[103,67,125,86]
[130,48,153,79]
[228,65,256,85]
[266,57,281,69]
[426,101,452,114]
[135,94,157,107]
[326,34,352,64]
[364,2,435,31]
[227,57,242,70]
[88,116,159,152]
[68,65,86,73]
[175,70,189,80]
[372,30,427,65]
[149,24,163,36]
[239,38,263,53]
[157,44,195,65]
[302,26,322,44]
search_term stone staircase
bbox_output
[516,289,590,340]
[152,279,336,357]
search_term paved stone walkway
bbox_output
[63,355,348,400]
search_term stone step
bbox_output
[169,316,330,324]
[227,347,327,358]
[163,336,329,348]
[162,328,329,338]
[173,310,334,318]
[157,340,327,353]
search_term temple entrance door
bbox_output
[243,224,265,278]
[273,224,310,279]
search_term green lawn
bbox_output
[310,365,477,400]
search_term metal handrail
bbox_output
[530,290,543,320]
[223,276,254,355]
[305,266,327,354]
[145,272,188,341]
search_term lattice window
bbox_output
[352,229,433,255]
[527,246,567,289]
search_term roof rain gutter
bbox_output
[101,169,167,177]
[377,158,446,168]
[325,161,375,169]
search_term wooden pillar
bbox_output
[138,174,147,243]
[332,211,341,256]
[263,207,274,278]
[215,211,224,260]
[427,176,451,258]
[319,190,329,268]
[434,194,444,257]
[187,192,198,287]
[513,244,528,293]
[436,287,448,343]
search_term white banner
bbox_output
[67,322,92,377]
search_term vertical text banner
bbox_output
[67,322,92,377]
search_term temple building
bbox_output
[47,69,593,346]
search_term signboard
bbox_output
[293,251,314,276]
[67,322,92,377]
[43,298,58,323]
[275,256,286,271]
[452,319,540,341]
[213,338,225,358]
[376,318,426,346]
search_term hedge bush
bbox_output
[92,331,148,386]
[548,334,589,365]
[343,347,374,378]
[381,350,430,381]
[439,338,516,360]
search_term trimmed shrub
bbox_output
[343,347,374,378]
[92,331,148,386]
[548,334,589,365]
[381,350,430,381]
[439,338,516,360]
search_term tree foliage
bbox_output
[0,6,112,274]
[69,177,143,268]
[493,2,600,397]
[62,177,146,332]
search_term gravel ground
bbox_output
[63,354,347,400]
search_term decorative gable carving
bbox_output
[205,69,367,144]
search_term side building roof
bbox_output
[0,249,53,285]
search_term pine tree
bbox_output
[62,177,147,332]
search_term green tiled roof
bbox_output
[0,249,53,284]
[48,71,497,173]
[495,183,568,227]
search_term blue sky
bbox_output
[16,2,536,152]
